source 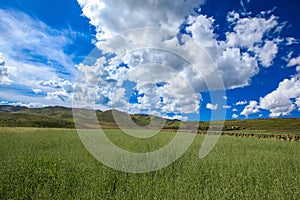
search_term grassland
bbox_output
[0,128,299,199]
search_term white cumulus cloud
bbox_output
[255,40,278,67]
[236,100,248,105]
[226,12,279,50]
[75,0,292,118]
[206,103,218,110]
[39,79,73,103]
[77,0,205,43]
[240,75,300,118]
[240,100,260,118]
[287,56,300,66]
[259,76,300,117]
[223,105,231,109]
[296,97,300,111]
[232,114,239,119]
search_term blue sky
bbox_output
[0,0,300,121]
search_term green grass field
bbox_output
[0,128,299,199]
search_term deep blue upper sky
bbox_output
[0,0,299,121]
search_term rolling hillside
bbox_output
[0,105,176,129]
[0,105,299,131]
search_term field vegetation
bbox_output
[0,128,299,199]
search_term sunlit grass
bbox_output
[0,128,299,199]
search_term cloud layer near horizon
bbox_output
[0,9,80,107]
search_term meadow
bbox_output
[0,127,299,199]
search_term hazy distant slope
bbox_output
[0,105,27,113]
[0,105,299,131]
[0,106,75,128]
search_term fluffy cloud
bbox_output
[76,0,290,118]
[223,105,231,109]
[287,56,300,72]
[77,0,205,43]
[259,76,300,117]
[296,97,300,111]
[32,89,42,94]
[78,0,285,91]
[206,103,218,110]
[39,79,73,92]
[232,114,239,119]
[46,90,72,102]
[215,47,259,88]
[39,79,73,102]
[186,13,259,89]
[226,11,282,68]
[185,10,284,89]
[75,53,202,115]
[186,14,217,48]
[226,12,279,50]
[240,100,260,118]
[255,41,278,67]
[241,75,300,118]
[286,37,298,45]
[236,100,248,105]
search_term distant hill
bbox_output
[0,105,299,132]
[0,112,74,128]
[0,105,178,129]
[18,106,74,122]
[0,105,27,113]
[0,105,73,128]
[200,118,300,132]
